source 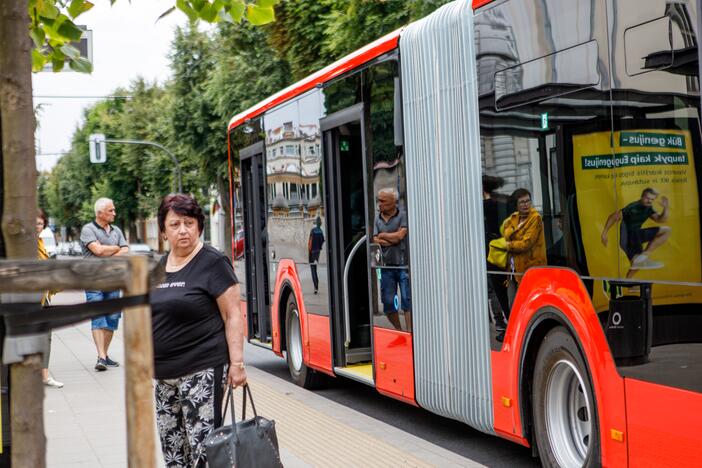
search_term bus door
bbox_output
[321,103,375,385]
[240,141,272,345]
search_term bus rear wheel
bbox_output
[285,294,321,389]
[532,326,600,468]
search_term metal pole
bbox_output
[105,139,183,193]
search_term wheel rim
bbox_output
[545,359,592,468]
[289,308,303,372]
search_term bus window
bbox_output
[595,0,702,392]
[364,60,412,332]
[230,118,264,302]
[478,28,612,344]
[264,90,328,315]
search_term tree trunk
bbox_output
[0,0,38,259]
[1,2,46,466]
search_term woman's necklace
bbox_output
[167,242,202,272]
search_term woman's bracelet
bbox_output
[231,361,245,370]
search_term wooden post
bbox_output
[123,256,156,468]
[10,354,45,468]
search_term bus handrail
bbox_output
[343,234,367,349]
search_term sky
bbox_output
[32,0,188,172]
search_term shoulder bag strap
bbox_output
[241,384,258,419]
[221,385,239,442]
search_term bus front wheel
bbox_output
[532,326,600,468]
[285,294,321,389]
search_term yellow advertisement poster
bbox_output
[572,128,701,311]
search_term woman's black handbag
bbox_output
[204,384,283,468]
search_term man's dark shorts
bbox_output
[620,225,660,260]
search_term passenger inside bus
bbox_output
[483,175,509,341]
[503,188,548,281]
[372,188,411,331]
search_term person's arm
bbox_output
[87,241,121,257]
[507,218,542,252]
[217,284,247,387]
[377,227,407,245]
[114,246,130,256]
[600,210,622,247]
[650,196,669,223]
[113,228,129,256]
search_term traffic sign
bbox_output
[89,134,107,163]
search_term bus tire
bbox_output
[285,294,321,389]
[532,326,600,468]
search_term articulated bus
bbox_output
[226,0,702,466]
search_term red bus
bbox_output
[227,0,702,466]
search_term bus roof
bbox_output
[227,28,402,131]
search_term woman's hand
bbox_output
[228,363,247,388]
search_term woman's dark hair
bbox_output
[37,207,48,229]
[511,188,532,201]
[158,194,205,234]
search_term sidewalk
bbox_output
[44,294,482,467]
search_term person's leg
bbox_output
[399,270,412,331]
[487,275,507,330]
[311,264,319,292]
[643,226,670,254]
[492,275,510,320]
[103,291,122,365]
[380,269,402,330]
[87,290,110,360]
[180,366,226,468]
[103,330,114,356]
[91,327,106,359]
[155,378,190,467]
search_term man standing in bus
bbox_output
[373,188,411,331]
[601,187,670,278]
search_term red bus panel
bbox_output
[307,314,333,375]
[373,327,417,406]
[626,378,702,467]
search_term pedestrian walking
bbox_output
[150,193,247,468]
[80,197,129,371]
[308,217,324,294]
[37,208,64,388]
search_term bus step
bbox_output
[334,363,374,386]
[345,347,371,364]
[249,338,273,350]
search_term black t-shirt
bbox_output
[150,244,238,380]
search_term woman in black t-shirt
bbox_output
[151,194,246,468]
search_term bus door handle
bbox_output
[343,234,367,349]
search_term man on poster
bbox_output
[601,187,671,278]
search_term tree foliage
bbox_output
[42,0,454,236]
[29,0,279,72]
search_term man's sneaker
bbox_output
[95,358,108,371]
[104,356,120,367]
[631,255,663,270]
[44,377,64,388]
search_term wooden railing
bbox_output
[0,256,164,468]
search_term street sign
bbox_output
[89,134,107,163]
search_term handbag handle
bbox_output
[241,384,258,420]
[221,385,239,443]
